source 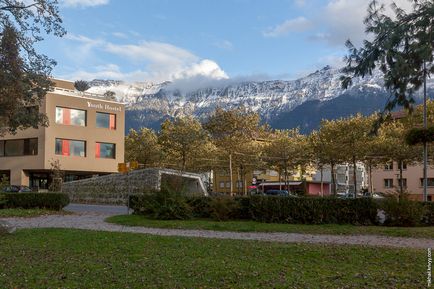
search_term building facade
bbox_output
[370,162,434,201]
[0,79,125,189]
[213,167,316,195]
[312,163,368,194]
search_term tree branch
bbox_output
[0,3,38,11]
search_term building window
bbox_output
[236,180,243,188]
[56,107,86,126]
[0,138,38,157]
[226,181,231,188]
[95,142,115,159]
[55,139,86,157]
[384,179,393,188]
[96,112,116,130]
[0,140,4,157]
[384,163,393,170]
[219,181,225,188]
[420,178,434,187]
[397,178,407,188]
[401,162,407,170]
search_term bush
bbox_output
[130,193,434,227]
[2,193,69,210]
[209,197,239,221]
[379,197,428,227]
[421,202,434,225]
[249,196,378,225]
[186,197,211,218]
[129,189,192,220]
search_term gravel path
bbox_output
[1,213,433,249]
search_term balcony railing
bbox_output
[52,87,117,102]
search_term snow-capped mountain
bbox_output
[86,66,432,134]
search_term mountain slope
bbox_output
[87,66,431,133]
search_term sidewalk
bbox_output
[1,213,433,249]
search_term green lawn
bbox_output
[106,214,434,239]
[0,228,427,288]
[0,208,68,218]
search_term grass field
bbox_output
[0,208,68,218]
[106,214,434,239]
[0,228,427,288]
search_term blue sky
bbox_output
[38,0,411,83]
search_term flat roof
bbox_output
[50,87,125,105]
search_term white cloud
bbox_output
[263,17,313,37]
[213,40,233,50]
[105,41,197,66]
[174,59,228,80]
[61,35,228,82]
[294,0,306,7]
[65,64,151,82]
[62,0,109,8]
[112,32,128,39]
[317,0,414,46]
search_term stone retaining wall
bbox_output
[62,168,207,204]
[62,169,161,204]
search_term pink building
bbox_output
[257,181,331,196]
[370,161,434,201]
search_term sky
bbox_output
[37,0,414,83]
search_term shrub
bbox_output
[249,196,378,225]
[421,202,434,225]
[186,197,211,218]
[129,189,192,220]
[380,198,426,227]
[209,197,239,221]
[2,193,69,210]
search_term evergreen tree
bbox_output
[0,0,65,135]
[74,80,90,92]
[341,0,434,116]
[0,25,49,135]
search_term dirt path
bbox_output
[1,213,433,249]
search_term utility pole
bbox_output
[423,61,428,202]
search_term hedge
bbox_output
[129,194,434,226]
[1,193,70,210]
[129,195,378,225]
[248,196,378,225]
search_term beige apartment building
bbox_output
[370,162,434,201]
[0,79,125,189]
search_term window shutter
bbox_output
[95,143,101,158]
[109,114,116,130]
[62,140,70,156]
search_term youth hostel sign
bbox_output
[87,101,122,112]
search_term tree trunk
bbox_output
[237,167,241,195]
[320,165,324,197]
[279,169,282,190]
[399,160,404,200]
[369,161,373,195]
[331,162,336,195]
[229,153,233,196]
[182,152,186,172]
[352,155,357,198]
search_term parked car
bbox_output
[2,185,33,193]
[264,190,298,197]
